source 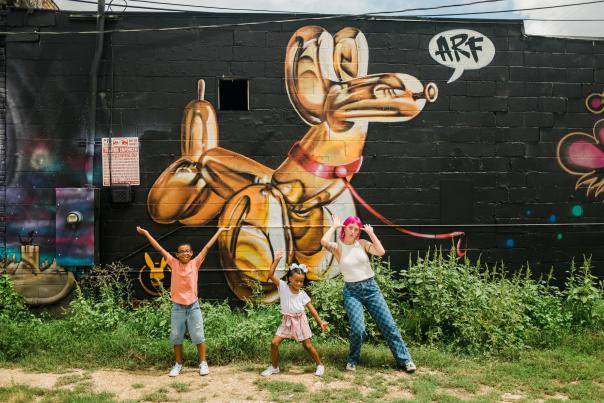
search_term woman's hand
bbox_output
[319,320,329,332]
[362,223,374,235]
[332,215,342,228]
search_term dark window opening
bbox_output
[218,79,249,111]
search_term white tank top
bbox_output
[339,240,375,283]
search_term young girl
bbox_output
[261,251,329,377]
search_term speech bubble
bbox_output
[429,29,495,84]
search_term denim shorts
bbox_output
[170,300,205,345]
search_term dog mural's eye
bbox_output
[373,84,406,99]
[377,74,406,90]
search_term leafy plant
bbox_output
[0,275,32,322]
[563,257,604,329]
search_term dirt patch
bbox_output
[0,366,273,402]
[535,393,569,402]
[0,365,424,402]
[0,366,548,402]
[501,392,525,401]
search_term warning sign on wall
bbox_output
[102,137,140,186]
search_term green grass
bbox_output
[168,381,190,393]
[255,379,307,402]
[54,373,92,388]
[0,337,602,402]
[249,332,603,402]
[140,387,170,402]
[0,384,114,403]
[0,255,603,402]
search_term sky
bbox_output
[55,0,604,39]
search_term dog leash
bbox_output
[288,141,467,256]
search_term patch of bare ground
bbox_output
[385,385,415,401]
[0,366,274,402]
[500,392,526,401]
[417,368,444,376]
[437,387,475,400]
[534,393,569,402]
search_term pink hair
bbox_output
[339,216,363,241]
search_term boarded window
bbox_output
[218,79,249,111]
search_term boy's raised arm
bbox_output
[198,226,230,260]
[136,226,171,261]
[267,250,284,287]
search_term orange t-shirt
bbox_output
[165,253,205,305]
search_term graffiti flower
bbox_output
[557,119,604,198]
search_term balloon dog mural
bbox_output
[147,26,438,301]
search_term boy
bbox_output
[136,225,229,377]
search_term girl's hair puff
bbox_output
[339,216,363,241]
[286,263,308,283]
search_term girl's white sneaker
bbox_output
[261,366,280,376]
[315,365,325,376]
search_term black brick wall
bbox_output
[0,13,6,254]
[4,10,604,301]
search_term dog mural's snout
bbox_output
[412,82,438,103]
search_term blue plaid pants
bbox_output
[343,277,412,366]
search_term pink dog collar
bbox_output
[288,141,363,179]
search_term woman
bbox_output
[321,215,416,372]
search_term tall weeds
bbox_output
[0,251,602,367]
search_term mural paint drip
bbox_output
[147,26,441,301]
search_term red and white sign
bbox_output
[102,137,140,186]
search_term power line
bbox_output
[413,0,604,17]
[123,0,310,13]
[4,0,603,35]
[63,0,509,15]
[122,0,508,15]
[65,0,188,12]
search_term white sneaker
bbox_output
[169,363,183,377]
[261,366,280,377]
[199,361,209,376]
[345,363,356,371]
[315,364,325,376]
[404,360,417,373]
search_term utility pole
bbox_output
[88,0,105,185]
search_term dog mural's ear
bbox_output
[285,26,337,126]
[333,27,368,81]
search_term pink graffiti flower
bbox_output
[557,119,604,197]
